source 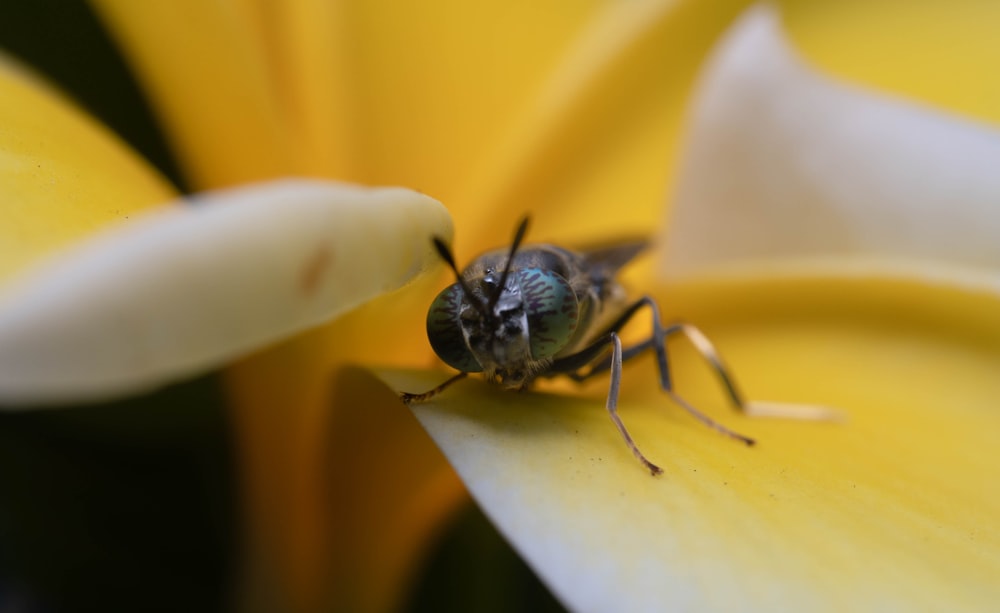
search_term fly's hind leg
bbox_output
[556,296,756,446]
[399,371,469,405]
[642,299,756,445]
[665,322,840,421]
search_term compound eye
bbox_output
[426,284,483,373]
[514,268,579,360]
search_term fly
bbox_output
[401,217,814,475]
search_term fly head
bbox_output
[425,218,582,389]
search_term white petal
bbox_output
[660,5,1000,292]
[0,179,450,406]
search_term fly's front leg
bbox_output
[399,371,469,405]
[550,332,664,476]
[605,333,664,476]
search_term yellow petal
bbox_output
[0,180,449,405]
[90,0,294,187]
[384,275,1000,610]
[236,0,607,182]
[457,0,756,249]
[229,361,465,613]
[780,0,1000,124]
[275,1,624,195]
[0,53,175,282]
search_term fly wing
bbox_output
[579,238,650,280]
[559,238,649,350]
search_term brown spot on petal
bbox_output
[300,246,330,297]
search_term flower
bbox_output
[2,1,999,612]
[396,4,1000,611]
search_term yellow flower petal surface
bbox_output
[780,0,1000,125]
[254,0,607,183]
[0,180,449,405]
[0,53,175,282]
[90,0,294,187]
[457,0,755,247]
[230,359,465,613]
[384,274,1000,611]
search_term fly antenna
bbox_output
[487,216,530,313]
[432,236,491,320]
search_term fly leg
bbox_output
[549,331,663,475]
[606,333,663,475]
[665,321,839,421]
[399,371,469,405]
[661,322,752,411]
[553,296,755,448]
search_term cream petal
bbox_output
[660,5,1000,291]
[0,180,450,405]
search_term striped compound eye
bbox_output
[426,283,483,373]
[514,268,579,360]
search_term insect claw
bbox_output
[398,391,423,405]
